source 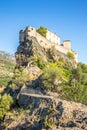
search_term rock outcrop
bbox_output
[15,36,76,67]
[5,90,87,130]
[15,36,47,66]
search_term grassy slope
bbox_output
[0,54,15,87]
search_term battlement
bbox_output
[19,26,78,62]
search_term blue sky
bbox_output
[0,0,87,63]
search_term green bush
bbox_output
[18,108,24,115]
[41,61,87,105]
[28,56,46,69]
[78,62,87,73]
[12,66,29,86]
[36,26,47,37]
[0,76,11,87]
[37,57,46,69]
[61,85,87,105]
[42,63,67,92]
[67,52,74,58]
[44,116,52,128]
[0,94,13,120]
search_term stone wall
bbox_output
[46,29,60,44]
[35,32,72,55]
[19,26,78,62]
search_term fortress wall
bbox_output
[46,30,60,44]
[55,45,70,54]
[35,32,70,55]
[19,26,78,62]
[35,32,58,48]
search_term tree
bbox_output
[42,63,67,92]
[78,62,87,73]
[61,84,87,105]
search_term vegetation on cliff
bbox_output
[42,61,87,105]
[12,54,87,105]
[12,66,30,86]
[36,26,47,37]
[67,51,75,59]
[0,94,13,120]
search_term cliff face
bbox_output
[15,36,76,67]
[15,36,47,66]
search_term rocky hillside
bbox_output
[0,35,87,130]
[1,87,87,130]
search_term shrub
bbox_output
[18,108,24,115]
[37,57,46,69]
[67,52,74,59]
[13,66,29,86]
[36,26,47,37]
[50,46,56,54]
[0,94,13,120]
[61,85,87,105]
[28,56,46,69]
[44,116,52,128]
[42,63,66,92]
[78,62,87,73]
[0,76,11,87]
[41,61,87,105]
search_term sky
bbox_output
[0,0,87,64]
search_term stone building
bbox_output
[63,40,71,51]
[46,29,60,44]
[19,26,78,62]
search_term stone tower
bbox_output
[19,26,36,43]
[63,40,71,51]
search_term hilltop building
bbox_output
[19,26,78,62]
[46,29,60,44]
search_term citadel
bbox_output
[19,26,78,62]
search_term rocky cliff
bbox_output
[15,36,76,67]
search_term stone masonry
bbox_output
[19,26,78,62]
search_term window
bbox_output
[31,28,33,30]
